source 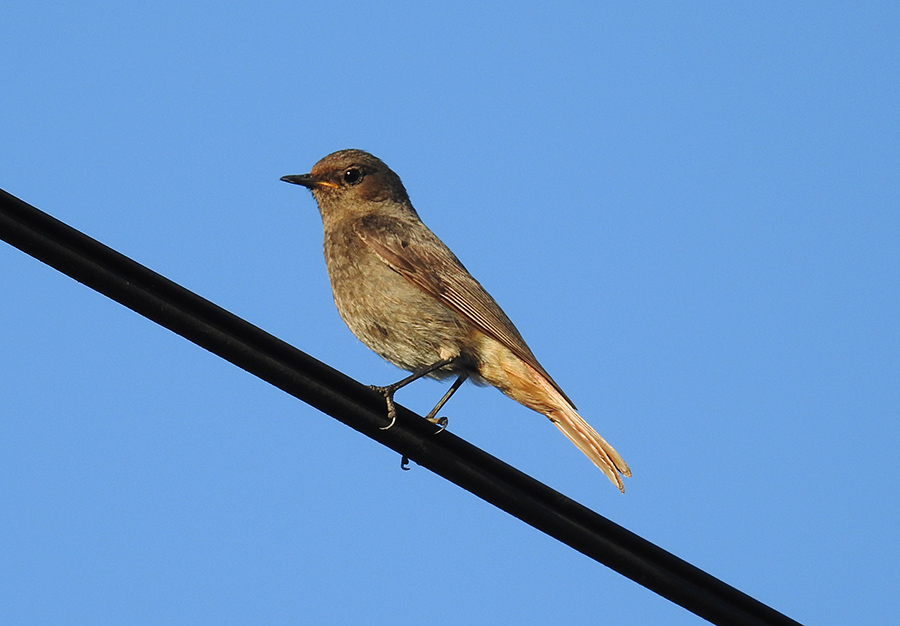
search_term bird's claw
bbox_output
[379,403,397,430]
[428,415,449,434]
[370,385,448,434]
[369,384,398,430]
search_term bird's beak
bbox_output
[280,174,338,189]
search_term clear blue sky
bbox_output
[2,3,897,625]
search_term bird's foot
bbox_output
[369,383,449,434]
[427,415,449,434]
[369,384,398,430]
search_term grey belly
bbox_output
[326,250,470,375]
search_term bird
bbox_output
[281,149,631,491]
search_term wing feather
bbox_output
[355,215,575,407]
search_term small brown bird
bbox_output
[281,149,631,491]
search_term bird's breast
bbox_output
[322,226,472,374]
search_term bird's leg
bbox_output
[371,357,458,430]
[423,373,468,433]
[394,374,467,470]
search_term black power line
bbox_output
[0,187,803,626]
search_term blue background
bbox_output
[2,3,898,625]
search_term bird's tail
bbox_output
[516,363,631,493]
[545,400,631,493]
[487,353,632,492]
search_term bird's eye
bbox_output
[343,168,363,185]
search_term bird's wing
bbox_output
[355,215,575,407]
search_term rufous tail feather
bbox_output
[547,402,631,492]
[528,366,631,492]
